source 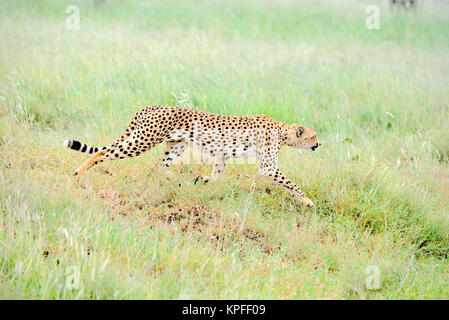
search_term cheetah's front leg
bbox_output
[260,167,314,207]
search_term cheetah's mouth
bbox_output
[309,144,319,152]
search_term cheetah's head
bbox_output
[286,125,321,151]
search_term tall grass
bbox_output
[0,0,449,299]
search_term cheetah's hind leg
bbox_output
[193,160,226,185]
[161,140,188,184]
[74,150,104,176]
[74,137,159,176]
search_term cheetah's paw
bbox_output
[302,198,315,208]
[193,175,210,185]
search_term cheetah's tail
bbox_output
[63,139,101,154]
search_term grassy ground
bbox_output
[1,0,449,299]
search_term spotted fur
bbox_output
[64,105,320,207]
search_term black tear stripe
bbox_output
[81,144,87,153]
[71,140,81,151]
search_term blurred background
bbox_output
[0,0,449,299]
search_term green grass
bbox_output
[1,0,449,299]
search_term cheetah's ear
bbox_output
[296,126,304,138]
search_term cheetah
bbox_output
[64,105,321,207]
